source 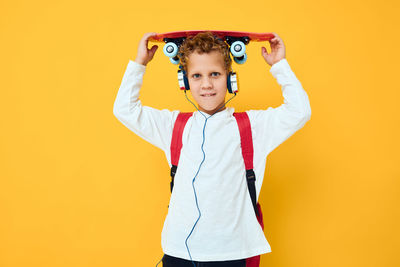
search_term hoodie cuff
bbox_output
[269,58,301,84]
[269,58,290,75]
[128,59,147,73]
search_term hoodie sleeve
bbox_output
[113,59,180,153]
[246,58,312,156]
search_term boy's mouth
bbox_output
[201,93,216,97]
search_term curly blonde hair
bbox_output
[178,31,232,73]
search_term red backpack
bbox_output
[169,112,264,267]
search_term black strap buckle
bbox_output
[246,169,259,217]
[170,165,177,193]
[170,165,177,177]
[246,169,256,181]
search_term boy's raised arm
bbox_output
[113,33,179,153]
[247,33,312,156]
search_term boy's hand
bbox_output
[261,32,286,66]
[135,32,159,66]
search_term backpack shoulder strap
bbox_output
[233,112,260,218]
[170,112,193,193]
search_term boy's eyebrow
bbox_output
[188,70,222,74]
[188,72,222,77]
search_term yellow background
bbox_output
[1,0,399,266]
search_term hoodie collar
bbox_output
[193,107,235,121]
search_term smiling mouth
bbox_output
[201,93,216,97]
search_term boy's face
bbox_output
[186,50,228,115]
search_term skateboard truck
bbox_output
[163,37,186,64]
[225,36,249,64]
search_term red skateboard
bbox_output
[149,30,275,64]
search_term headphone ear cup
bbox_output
[178,68,190,90]
[227,72,233,94]
[227,72,238,94]
[183,71,190,90]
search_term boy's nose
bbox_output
[200,78,212,89]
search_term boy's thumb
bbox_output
[261,47,268,57]
[150,45,158,54]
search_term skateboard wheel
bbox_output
[170,56,180,65]
[233,53,247,64]
[230,41,246,57]
[163,42,179,58]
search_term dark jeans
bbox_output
[162,254,246,267]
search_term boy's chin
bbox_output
[199,104,226,115]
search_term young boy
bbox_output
[113,31,311,266]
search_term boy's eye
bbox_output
[191,72,220,78]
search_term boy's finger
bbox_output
[142,33,154,47]
[144,32,156,37]
[261,46,268,55]
[144,32,157,40]
[141,32,156,43]
[150,45,158,53]
[145,33,158,46]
